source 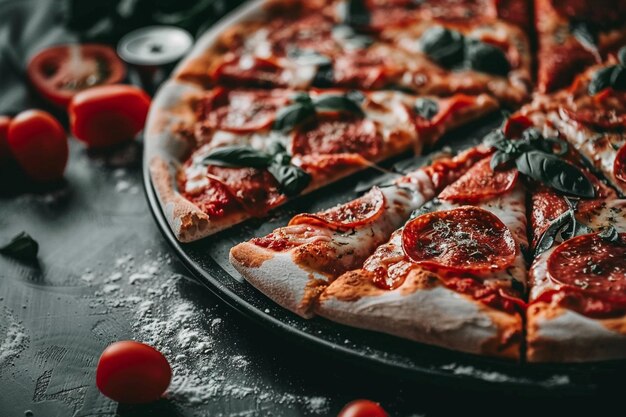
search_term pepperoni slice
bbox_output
[547,232,626,302]
[206,166,285,217]
[438,157,518,203]
[561,106,626,130]
[181,176,242,219]
[615,143,626,184]
[212,56,287,89]
[197,88,289,133]
[502,114,533,139]
[402,206,517,274]
[291,113,383,159]
[333,51,396,90]
[289,187,385,230]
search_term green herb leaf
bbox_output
[273,102,316,132]
[313,94,364,116]
[0,232,39,263]
[420,26,465,67]
[268,164,312,197]
[611,65,626,91]
[414,98,439,120]
[515,150,595,198]
[619,46,626,66]
[599,225,621,243]
[464,39,510,76]
[490,150,516,170]
[588,65,617,95]
[201,146,273,168]
[344,0,370,29]
[571,20,598,52]
[312,64,334,88]
[534,210,575,257]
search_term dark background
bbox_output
[0,1,624,416]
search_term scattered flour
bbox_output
[0,307,30,369]
[87,251,331,415]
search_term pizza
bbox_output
[517,57,626,196]
[535,0,626,93]
[177,0,532,105]
[145,0,626,362]
[230,146,492,317]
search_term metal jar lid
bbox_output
[117,26,193,67]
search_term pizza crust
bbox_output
[317,269,521,358]
[527,302,626,362]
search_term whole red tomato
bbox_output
[27,44,126,108]
[337,400,389,417]
[338,399,389,417]
[96,340,172,404]
[0,116,11,164]
[7,110,68,182]
[69,84,151,148]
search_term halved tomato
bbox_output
[27,44,126,108]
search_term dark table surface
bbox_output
[1,1,625,416]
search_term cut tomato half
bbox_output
[27,44,126,108]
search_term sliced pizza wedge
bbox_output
[517,56,626,196]
[183,0,531,105]
[151,88,497,242]
[230,146,492,317]
[535,0,626,93]
[526,176,626,362]
[316,156,528,358]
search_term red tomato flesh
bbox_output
[7,110,68,182]
[27,44,126,108]
[69,84,151,148]
[96,341,171,404]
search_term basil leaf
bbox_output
[534,210,574,257]
[268,164,312,197]
[312,64,334,88]
[420,26,465,67]
[515,150,595,198]
[611,65,626,91]
[588,65,616,95]
[483,129,507,148]
[201,146,272,168]
[464,39,510,76]
[344,0,370,29]
[538,137,569,156]
[599,225,621,243]
[490,150,516,170]
[414,98,439,120]
[287,48,332,67]
[619,46,626,66]
[571,20,598,52]
[0,232,39,263]
[273,102,316,131]
[313,94,364,116]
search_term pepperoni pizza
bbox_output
[145,0,626,361]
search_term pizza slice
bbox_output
[180,0,531,105]
[517,53,626,195]
[535,0,626,93]
[316,155,528,358]
[150,88,497,242]
[229,146,492,317]
[526,176,626,362]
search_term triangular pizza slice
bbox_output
[151,88,497,241]
[230,146,491,317]
[316,155,528,359]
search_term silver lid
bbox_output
[117,26,193,66]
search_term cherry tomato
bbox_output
[338,399,389,417]
[69,84,151,148]
[27,44,126,108]
[0,116,11,164]
[7,110,68,182]
[96,341,171,404]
